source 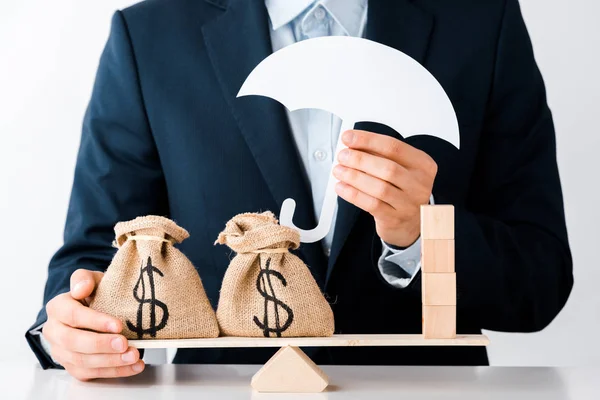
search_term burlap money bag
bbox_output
[215,211,334,337]
[90,216,219,339]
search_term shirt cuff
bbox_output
[375,194,433,288]
[377,237,422,288]
[29,323,60,366]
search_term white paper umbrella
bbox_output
[238,36,460,243]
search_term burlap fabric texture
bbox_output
[215,211,334,337]
[90,216,219,339]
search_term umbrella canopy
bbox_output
[238,36,460,243]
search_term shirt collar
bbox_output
[265,0,315,31]
[265,0,368,36]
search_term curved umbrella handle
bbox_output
[280,120,355,243]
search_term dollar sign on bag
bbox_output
[253,257,294,337]
[126,256,169,339]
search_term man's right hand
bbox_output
[42,269,145,381]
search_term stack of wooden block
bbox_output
[420,205,456,339]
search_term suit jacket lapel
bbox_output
[326,0,435,284]
[201,0,327,285]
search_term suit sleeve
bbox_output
[26,11,169,368]
[453,0,573,332]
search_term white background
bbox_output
[0,0,598,366]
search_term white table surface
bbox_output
[4,363,599,400]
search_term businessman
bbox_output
[27,0,573,380]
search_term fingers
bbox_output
[333,165,409,211]
[335,181,396,217]
[44,320,128,354]
[342,130,432,170]
[51,346,140,370]
[44,270,144,381]
[46,293,122,333]
[337,133,436,207]
[70,269,105,300]
[338,147,408,190]
[68,361,145,382]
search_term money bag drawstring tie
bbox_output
[113,234,176,248]
[249,248,289,254]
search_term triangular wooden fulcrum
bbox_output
[251,346,329,393]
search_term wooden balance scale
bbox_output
[130,205,489,393]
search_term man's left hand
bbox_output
[333,130,437,248]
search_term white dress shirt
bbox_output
[265,0,423,288]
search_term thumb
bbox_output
[70,269,105,300]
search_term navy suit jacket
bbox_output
[28,0,573,368]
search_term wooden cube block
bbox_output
[422,273,456,305]
[422,305,456,339]
[422,239,455,273]
[421,205,454,239]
